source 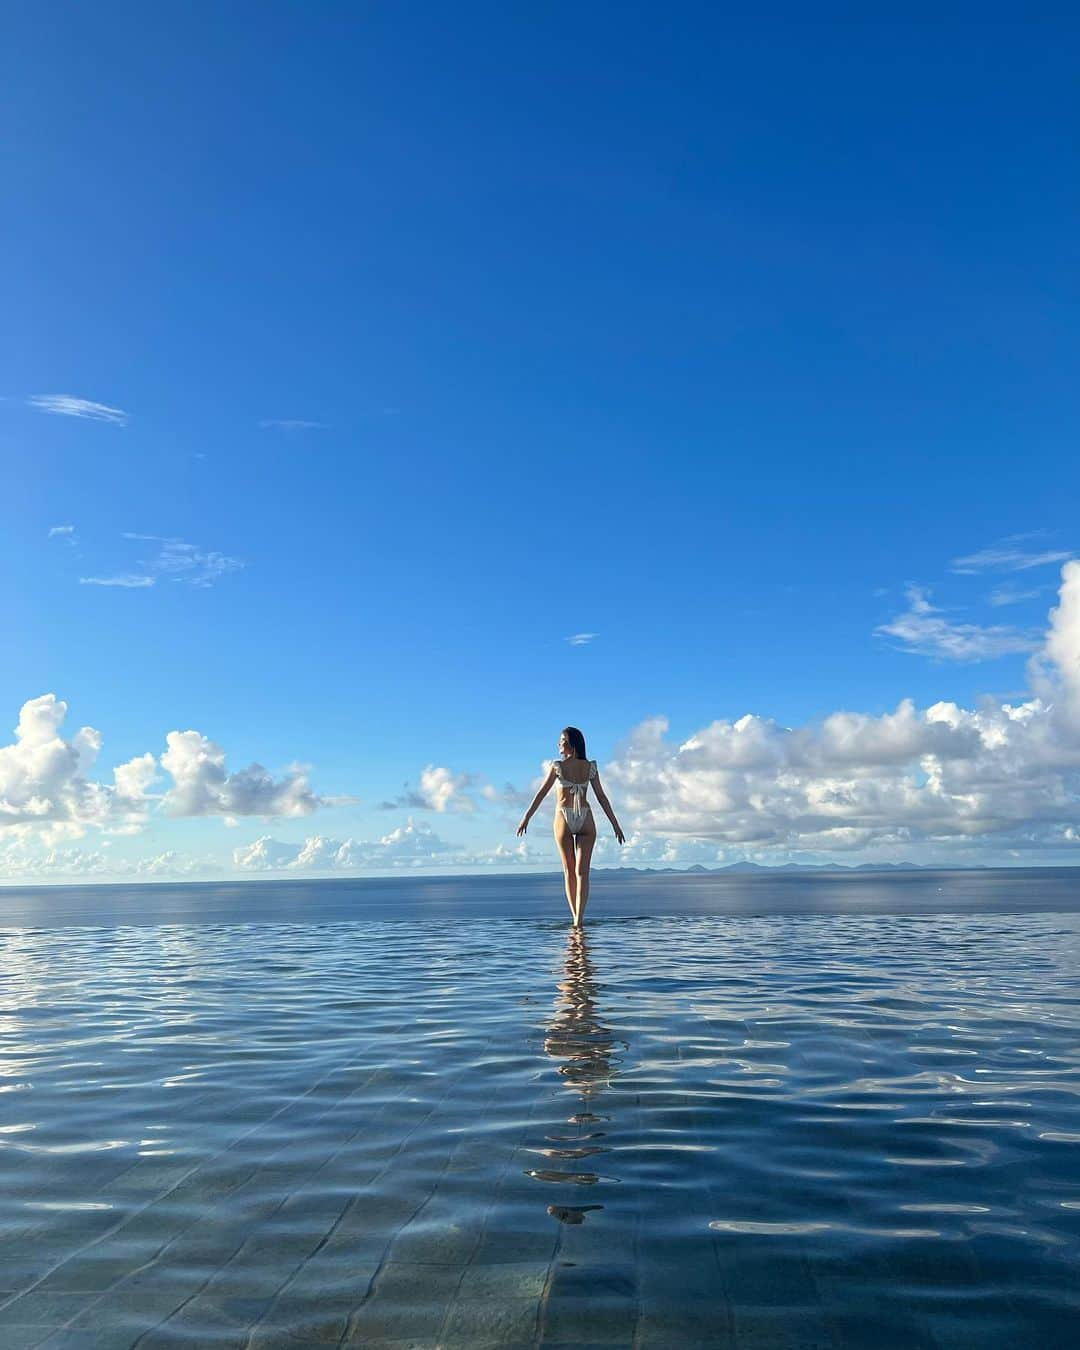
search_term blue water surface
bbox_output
[0,872,1078,1347]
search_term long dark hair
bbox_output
[562,726,587,760]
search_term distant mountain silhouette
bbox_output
[599,861,989,876]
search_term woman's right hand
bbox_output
[614,825,625,844]
[516,817,529,837]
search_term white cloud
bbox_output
[1033,559,1080,733]
[565,633,598,646]
[259,419,326,431]
[988,584,1042,607]
[0,695,155,845]
[232,836,304,871]
[369,818,455,863]
[0,842,115,877]
[29,395,127,424]
[601,564,1080,856]
[80,574,156,588]
[590,832,727,869]
[48,525,77,542]
[160,731,324,819]
[134,850,216,877]
[875,585,1039,661]
[951,535,1073,574]
[0,837,218,880]
[234,818,456,872]
[0,695,330,866]
[74,535,242,590]
[121,534,243,588]
[380,764,474,813]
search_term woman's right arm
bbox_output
[516,764,557,836]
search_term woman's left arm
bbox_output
[591,767,626,844]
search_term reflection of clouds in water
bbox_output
[527,929,627,1213]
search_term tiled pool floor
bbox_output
[1,913,1078,1346]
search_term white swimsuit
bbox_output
[554,759,597,834]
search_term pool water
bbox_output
[0,894,1078,1347]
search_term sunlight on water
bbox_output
[0,900,1078,1346]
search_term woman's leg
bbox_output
[553,814,578,920]
[573,824,597,926]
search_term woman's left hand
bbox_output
[516,818,528,837]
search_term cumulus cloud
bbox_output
[875,585,1039,661]
[602,564,1080,856]
[1032,559,1080,732]
[951,535,1073,574]
[134,850,219,877]
[29,395,127,424]
[0,837,219,880]
[0,695,155,844]
[234,818,456,872]
[380,764,475,813]
[232,836,304,871]
[0,695,330,866]
[160,731,325,819]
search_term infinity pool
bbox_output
[1,896,1078,1346]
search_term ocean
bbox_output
[0,869,1078,1347]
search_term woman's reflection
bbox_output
[526,927,624,1222]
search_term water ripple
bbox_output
[0,909,1076,1344]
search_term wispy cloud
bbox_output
[29,395,127,425]
[988,584,1043,608]
[80,574,155,588]
[875,585,1039,661]
[951,533,1072,574]
[74,535,243,590]
[565,633,598,646]
[259,419,326,431]
[48,525,78,547]
[122,534,244,588]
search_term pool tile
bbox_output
[0,1328,58,1350]
[250,1293,356,1343]
[36,1329,149,1349]
[0,1260,52,1293]
[31,1257,137,1295]
[472,1228,559,1264]
[539,1292,638,1344]
[0,1292,92,1325]
[385,1223,481,1266]
[456,1260,549,1301]
[732,1303,835,1349]
[440,1295,538,1345]
[636,1298,736,1347]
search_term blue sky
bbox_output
[4,7,1080,881]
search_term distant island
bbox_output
[596,861,991,875]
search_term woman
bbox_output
[517,726,625,926]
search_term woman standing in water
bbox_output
[516,727,625,926]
